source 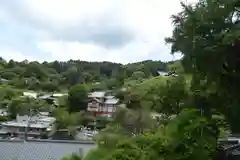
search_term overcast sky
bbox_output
[0,0,196,64]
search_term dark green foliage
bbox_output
[166,0,240,133]
[0,116,9,121]
[0,58,168,92]
[68,84,89,112]
[85,109,217,160]
[8,97,51,119]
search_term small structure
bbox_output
[38,93,68,105]
[157,71,169,76]
[23,91,38,99]
[157,71,178,77]
[87,91,119,117]
[0,108,8,116]
[0,78,9,83]
[0,112,56,139]
[52,93,68,98]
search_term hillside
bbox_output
[0,58,172,92]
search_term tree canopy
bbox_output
[0,59,168,91]
[166,0,240,132]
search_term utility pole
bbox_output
[24,108,32,141]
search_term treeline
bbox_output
[0,58,168,91]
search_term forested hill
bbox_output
[0,57,172,91]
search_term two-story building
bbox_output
[87,91,119,117]
[0,112,56,139]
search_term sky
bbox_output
[0,0,196,64]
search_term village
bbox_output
[0,90,122,141]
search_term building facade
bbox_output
[0,113,56,138]
[87,92,119,117]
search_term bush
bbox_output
[0,116,9,121]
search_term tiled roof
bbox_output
[105,96,115,99]
[88,91,106,98]
[0,140,95,160]
[38,95,53,99]
[104,98,119,104]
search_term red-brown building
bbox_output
[87,91,119,117]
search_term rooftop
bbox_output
[88,91,106,98]
[1,121,50,128]
[38,94,53,99]
[23,92,38,99]
[2,114,56,129]
[0,139,95,160]
[105,95,115,99]
[104,98,119,104]
[52,93,68,97]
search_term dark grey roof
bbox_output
[0,140,95,160]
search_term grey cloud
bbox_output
[0,1,135,48]
[51,14,135,48]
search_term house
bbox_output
[0,112,56,139]
[87,91,119,117]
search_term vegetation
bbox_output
[165,0,240,133]
[1,0,240,159]
[0,59,167,91]
[65,0,240,159]
[68,84,89,112]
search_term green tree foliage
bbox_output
[68,84,89,112]
[0,58,168,91]
[52,107,82,132]
[165,0,240,132]
[8,97,51,119]
[92,107,157,152]
[167,60,184,74]
[125,76,190,115]
[86,109,218,160]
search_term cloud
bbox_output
[0,0,197,63]
[0,48,35,62]
[0,0,136,48]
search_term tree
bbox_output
[64,67,82,86]
[132,71,145,80]
[8,97,29,119]
[40,81,59,92]
[68,84,89,112]
[165,0,240,132]
[0,57,170,91]
[105,78,119,90]
[86,109,218,160]
[8,97,51,119]
[52,107,82,131]
[155,76,190,115]
[167,60,184,74]
[125,76,190,114]
[1,71,17,80]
